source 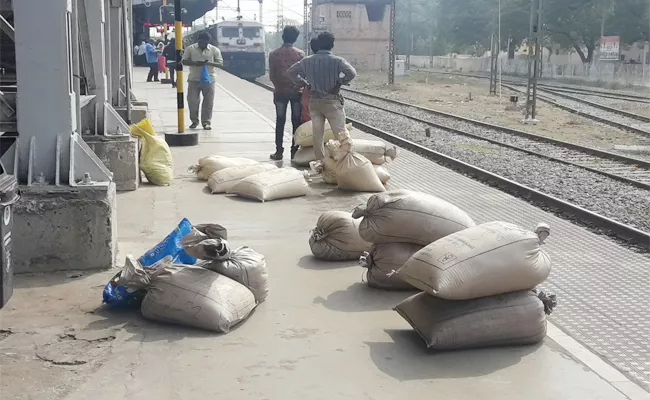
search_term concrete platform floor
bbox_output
[0,68,647,400]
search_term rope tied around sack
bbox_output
[536,289,557,315]
[385,145,398,160]
[535,223,551,244]
[351,205,368,219]
[310,227,328,242]
[359,251,371,268]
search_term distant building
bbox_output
[311,0,391,71]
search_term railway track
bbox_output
[502,84,650,139]
[342,87,650,190]
[255,79,650,247]
[416,68,650,102]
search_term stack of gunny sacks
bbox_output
[293,122,397,192]
[357,190,556,350]
[191,155,310,202]
[103,219,268,333]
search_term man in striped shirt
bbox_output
[286,32,357,161]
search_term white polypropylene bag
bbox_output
[228,167,309,202]
[309,211,371,261]
[295,121,353,147]
[322,157,338,184]
[292,147,318,167]
[394,289,556,350]
[208,163,278,193]
[140,265,256,332]
[202,246,269,303]
[189,156,258,181]
[397,221,552,300]
[335,152,384,192]
[359,243,420,290]
[352,190,475,245]
[351,139,398,165]
[373,165,390,184]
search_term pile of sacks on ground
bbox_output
[190,155,310,202]
[102,219,268,333]
[188,126,398,197]
[309,189,557,350]
[293,121,397,192]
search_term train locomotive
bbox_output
[187,20,266,81]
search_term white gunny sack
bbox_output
[202,246,269,303]
[141,265,256,332]
[295,121,353,147]
[333,134,385,193]
[309,211,371,261]
[228,168,309,202]
[397,221,552,300]
[359,243,421,290]
[394,289,556,350]
[208,163,277,193]
[351,139,398,165]
[291,147,318,167]
[189,156,258,180]
[352,190,475,245]
[322,157,338,184]
[373,165,390,184]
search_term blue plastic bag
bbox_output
[138,218,197,267]
[200,64,212,84]
[102,272,147,309]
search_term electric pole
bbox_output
[388,0,396,84]
[406,0,412,70]
[523,0,543,124]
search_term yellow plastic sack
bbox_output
[130,119,174,186]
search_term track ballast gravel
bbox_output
[344,99,650,233]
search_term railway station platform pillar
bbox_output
[9,0,117,273]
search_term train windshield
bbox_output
[242,27,261,39]
[220,27,239,38]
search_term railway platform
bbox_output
[1,68,649,400]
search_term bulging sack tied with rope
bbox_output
[352,189,476,245]
[309,211,371,261]
[397,221,552,300]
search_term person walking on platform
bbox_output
[182,31,223,130]
[162,38,178,88]
[268,26,305,161]
[136,40,147,66]
[287,31,357,161]
[299,37,322,124]
[145,39,160,82]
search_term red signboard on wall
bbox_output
[599,36,620,61]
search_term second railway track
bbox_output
[342,87,650,190]
[255,79,650,247]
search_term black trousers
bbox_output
[274,92,302,153]
[167,63,176,85]
[146,62,159,82]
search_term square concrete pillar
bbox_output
[83,135,139,191]
[13,185,117,273]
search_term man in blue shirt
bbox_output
[145,39,160,82]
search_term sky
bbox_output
[201,0,305,32]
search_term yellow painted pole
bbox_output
[175,0,184,132]
[163,0,169,80]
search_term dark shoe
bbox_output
[189,122,199,129]
[171,83,177,88]
[269,151,283,161]
[202,122,211,130]
[290,146,299,160]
